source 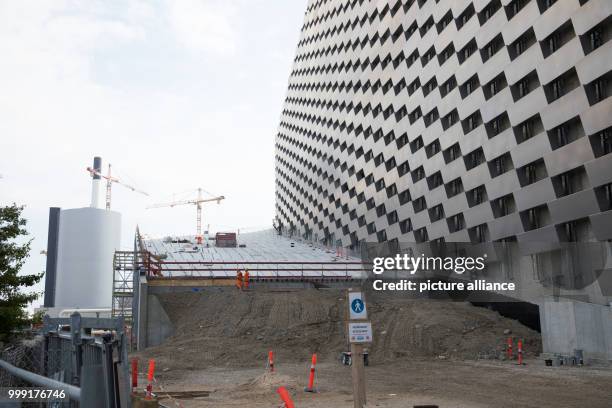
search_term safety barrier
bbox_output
[0,313,129,407]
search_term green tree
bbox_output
[0,204,43,340]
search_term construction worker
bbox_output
[244,269,250,289]
[236,270,243,290]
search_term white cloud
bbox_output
[166,0,239,56]
[0,0,306,311]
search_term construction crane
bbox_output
[86,163,149,210]
[147,188,225,238]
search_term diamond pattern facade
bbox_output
[275,0,612,248]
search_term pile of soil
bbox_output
[140,288,540,371]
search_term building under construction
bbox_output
[273,0,612,362]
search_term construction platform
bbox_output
[139,229,367,279]
[118,229,369,349]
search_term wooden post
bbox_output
[351,342,366,408]
[348,288,367,408]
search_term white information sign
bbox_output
[348,322,373,343]
[348,292,367,320]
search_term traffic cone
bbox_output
[506,337,513,360]
[517,339,523,365]
[277,386,295,408]
[304,353,317,392]
[145,359,155,399]
[268,350,274,373]
[131,358,138,394]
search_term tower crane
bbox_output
[146,188,225,238]
[86,163,149,210]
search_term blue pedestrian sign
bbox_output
[352,299,364,313]
[348,292,367,319]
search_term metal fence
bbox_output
[0,313,130,407]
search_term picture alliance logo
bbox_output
[372,253,488,275]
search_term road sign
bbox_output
[348,292,367,320]
[348,322,373,343]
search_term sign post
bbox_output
[347,289,370,408]
[351,342,366,408]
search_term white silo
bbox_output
[52,156,122,310]
[53,208,121,309]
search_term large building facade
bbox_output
[275,0,612,250]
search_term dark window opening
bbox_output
[585,72,612,105]
[514,114,543,143]
[517,159,547,186]
[469,223,489,243]
[400,218,413,233]
[511,70,539,101]
[547,116,584,150]
[429,204,445,222]
[484,73,507,100]
[413,196,427,213]
[544,68,579,103]
[456,4,475,30]
[551,166,587,198]
[541,20,575,58]
[489,153,514,178]
[460,74,480,98]
[492,194,516,218]
[486,112,510,138]
[447,213,465,232]
[440,76,457,97]
[467,185,488,207]
[505,0,528,20]
[445,177,464,198]
[464,148,485,170]
[589,127,612,157]
[520,205,550,231]
[595,183,612,211]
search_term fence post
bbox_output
[101,334,116,408]
[41,320,50,378]
[70,312,83,386]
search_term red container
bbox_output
[216,232,237,247]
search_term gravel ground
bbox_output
[151,359,612,408]
[132,287,611,407]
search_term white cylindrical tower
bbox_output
[53,207,121,309]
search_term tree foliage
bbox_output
[0,204,43,340]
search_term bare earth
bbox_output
[135,288,612,407]
[151,360,612,408]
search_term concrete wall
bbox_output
[135,280,360,349]
[540,298,612,361]
[145,294,174,348]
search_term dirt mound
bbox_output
[245,372,296,390]
[140,288,540,371]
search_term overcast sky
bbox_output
[0,0,306,309]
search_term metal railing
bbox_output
[0,313,130,407]
[143,260,370,279]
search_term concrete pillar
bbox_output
[539,298,612,362]
[137,282,148,350]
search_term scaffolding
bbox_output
[111,251,134,324]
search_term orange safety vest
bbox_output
[244,270,250,289]
[236,271,243,289]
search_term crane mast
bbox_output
[147,188,225,238]
[86,160,148,210]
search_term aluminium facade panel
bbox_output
[275,0,612,248]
